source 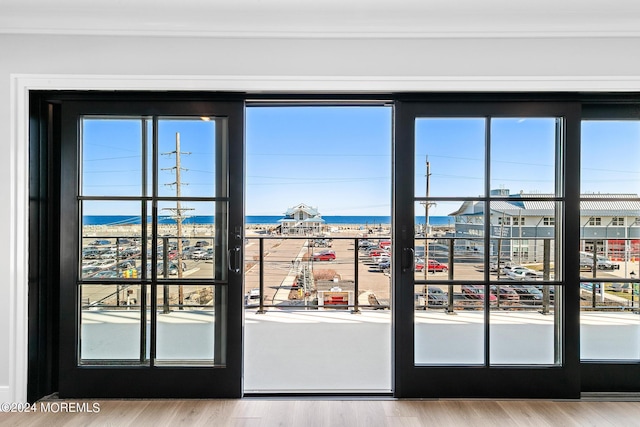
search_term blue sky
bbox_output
[581,120,640,195]
[415,118,557,200]
[246,106,392,216]
[81,112,639,218]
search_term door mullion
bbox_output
[484,116,491,367]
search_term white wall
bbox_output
[3,33,640,402]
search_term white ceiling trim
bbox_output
[2,0,640,39]
[13,74,640,92]
[3,28,640,39]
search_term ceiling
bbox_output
[1,0,639,38]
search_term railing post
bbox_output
[447,238,455,314]
[352,238,360,314]
[541,238,551,315]
[257,237,266,314]
[162,236,170,313]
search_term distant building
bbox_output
[450,189,640,263]
[279,203,326,235]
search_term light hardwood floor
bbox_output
[2,398,640,427]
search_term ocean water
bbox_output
[83,215,454,226]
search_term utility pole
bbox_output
[162,132,193,310]
[421,157,436,309]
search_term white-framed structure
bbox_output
[278,203,325,235]
[451,190,640,263]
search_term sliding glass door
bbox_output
[393,101,581,398]
[58,99,244,398]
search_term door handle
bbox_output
[402,247,415,272]
[228,246,241,274]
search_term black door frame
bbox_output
[393,100,582,398]
[31,92,245,398]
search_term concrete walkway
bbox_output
[272,242,312,305]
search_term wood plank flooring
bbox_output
[2,398,640,427]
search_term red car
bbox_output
[415,259,448,272]
[461,285,497,301]
[490,285,520,301]
[312,250,336,261]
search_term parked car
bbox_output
[312,239,332,248]
[414,288,449,308]
[201,248,214,260]
[490,285,520,302]
[191,249,209,260]
[377,260,390,272]
[312,250,336,261]
[580,252,617,270]
[507,270,542,281]
[120,247,141,258]
[427,286,448,306]
[415,259,449,273]
[117,260,136,269]
[81,266,101,277]
[534,285,555,300]
[94,259,117,269]
[371,252,390,264]
[152,261,187,276]
[89,239,111,246]
[510,284,543,301]
[82,248,101,259]
[461,285,497,301]
[100,250,119,259]
[427,259,448,272]
[366,248,387,259]
[92,270,119,279]
[490,259,512,272]
[358,240,376,250]
[245,288,261,307]
[505,266,540,280]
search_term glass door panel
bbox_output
[59,99,243,398]
[580,119,640,361]
[395,102,578,398]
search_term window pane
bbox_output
[155,285,218,365]
[581,283,640,360]
[490,284,558,365]
[82,201,142,279]
[80,284,142,362]
[491,118,557,195]
[415,282,485,365]
[157,118,216,198]
[489,202,559,283]
[420,200,485,282]
[581,121,640,195]
[81,117,144,197]
[157,201,218,280]
[415,118,485,198]
[579,207,640,279]
[579,119,640,361]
